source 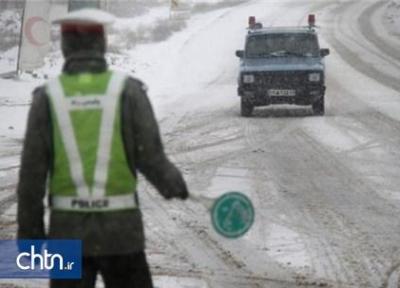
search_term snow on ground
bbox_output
[154,276,209,288]
[0,9,21,51]
[265,224,310,269]
[0,2,253,287]
[0,77,36,136]
[0,47,19,75]
[111,6,170,32]
[307,0,400,204]
[384,0,400,35]
[2,0,400,287]
[0,0,246,141]
[108,5,186,52]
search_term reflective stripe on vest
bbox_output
[51,194,137,211]
[46,72,137,212]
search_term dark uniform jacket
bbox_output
[17,57,188,256]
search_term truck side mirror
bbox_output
[236,50,244,58]
[320,48,330,57]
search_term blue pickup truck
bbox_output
[235,15,330,117]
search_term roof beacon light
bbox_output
[249,16,256,28]
[308,14,316,27]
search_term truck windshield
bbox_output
[246,33,320,58]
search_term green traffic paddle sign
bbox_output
[211,192,254,239]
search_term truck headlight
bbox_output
[309,73,321,82]
[243,74,255,83]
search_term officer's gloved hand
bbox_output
[168,181,189,200]
[175,182,189,200]
[163,170,189,200]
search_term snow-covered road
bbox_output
[1,0,400,287]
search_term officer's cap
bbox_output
[52,8,115,26]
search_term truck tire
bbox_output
[312,95,325,116]
[241,99,253,117]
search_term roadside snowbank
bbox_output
[0,9,21,51]
[0,77,39,141]
[109,0,246,51]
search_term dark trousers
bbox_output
[50,252,153,288]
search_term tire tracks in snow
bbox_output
[244,113,396,287]
[141,179,290,287]
[297,129,398,287]
[359,1,400,66]
[145,0,400,287]
[323,0,400,92]
[153,107,334,287]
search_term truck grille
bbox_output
[254,71,308,88]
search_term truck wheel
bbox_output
[241,99,253,117]
[312,95,325,116]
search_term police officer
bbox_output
[17,8,188,288]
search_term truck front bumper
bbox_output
[238,85,325,106]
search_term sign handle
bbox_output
[188,194,214,211]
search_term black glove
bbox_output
[175,180,189,200]
[163,168,189,200]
